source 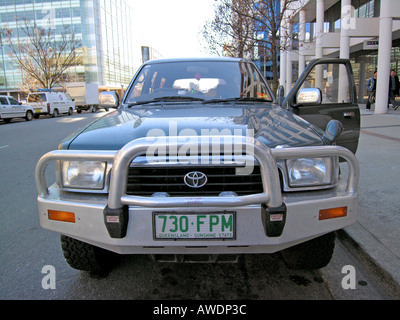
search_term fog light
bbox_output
[219,191,238,197]
[151,192,170,197]
[319,207,347,220]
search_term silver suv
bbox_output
[0,95,34,123]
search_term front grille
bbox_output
[126,165,263,197]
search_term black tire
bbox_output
[34,114,40,119]
[68,107,73,116]
[25,110,33,121]
[280,232,336,270]
[53,109,59,118]
[60,235,118,274]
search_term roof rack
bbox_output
[37,89,55,92]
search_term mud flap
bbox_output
[103,205,129,238]
[261,203,287,237]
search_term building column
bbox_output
[339,0,351,102]
[339,0,351,58]
[279,0,288,92]
[298,9,306,76]
[315,0,324,90]
[375,1,393,114]
[315,0,324,59]
[286,20,293,94]
[280,45,287,92]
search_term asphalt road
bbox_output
[0,111,391,302]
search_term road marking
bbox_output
[0,145,10,149]
[360,130,400,143]
[56,117,86,123]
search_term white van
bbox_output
[27,90,75,118]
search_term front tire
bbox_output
[280,232,336,270]
[25,110,33,121]
[60,235,118,274]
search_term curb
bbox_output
[337,226,400,299]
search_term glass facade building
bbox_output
[0,0,136,94]
[283,0,400,114]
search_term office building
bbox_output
[281,0,400,114]
[0,0,138,97]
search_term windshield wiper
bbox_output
[127,96,205,107]
[202,97,271,104]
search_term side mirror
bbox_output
[99,91,119,108]
[322,120,343,145]
[296,88,322,106]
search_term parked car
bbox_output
[27,90,75,118]
[35,57,360,274]
[0,95,34,123]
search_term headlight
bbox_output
[61,161,106,189]
[286,157,337,188]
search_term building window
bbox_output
[355,0,375,18]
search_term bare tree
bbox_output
[202,0,298,92]
[5,19,81,92]
[202,0,256,58]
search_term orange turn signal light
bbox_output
[319,206,347,220]
[48,210,75,223]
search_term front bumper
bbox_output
[38,185,357,254]
[36,136,359,254]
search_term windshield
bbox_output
[124,61,273,105]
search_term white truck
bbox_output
[66,83,107,113]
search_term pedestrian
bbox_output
[366,70,377,110]
[389,69,399,110]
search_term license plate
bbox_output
[35,109,40,113]
[153,212,235,240]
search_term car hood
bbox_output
[61,104,325,150]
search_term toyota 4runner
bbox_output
[35,57,360,274]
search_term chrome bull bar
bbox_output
[35,136,359,211]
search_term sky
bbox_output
[130,0,217,58]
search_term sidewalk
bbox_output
[340,103,400,298]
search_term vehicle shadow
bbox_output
[63,253,331,300]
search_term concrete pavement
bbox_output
[339,103,400,298]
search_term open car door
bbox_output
[282,58,360,154]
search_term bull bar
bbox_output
[36,135,359,210]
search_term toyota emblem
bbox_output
[184,171,208,188]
